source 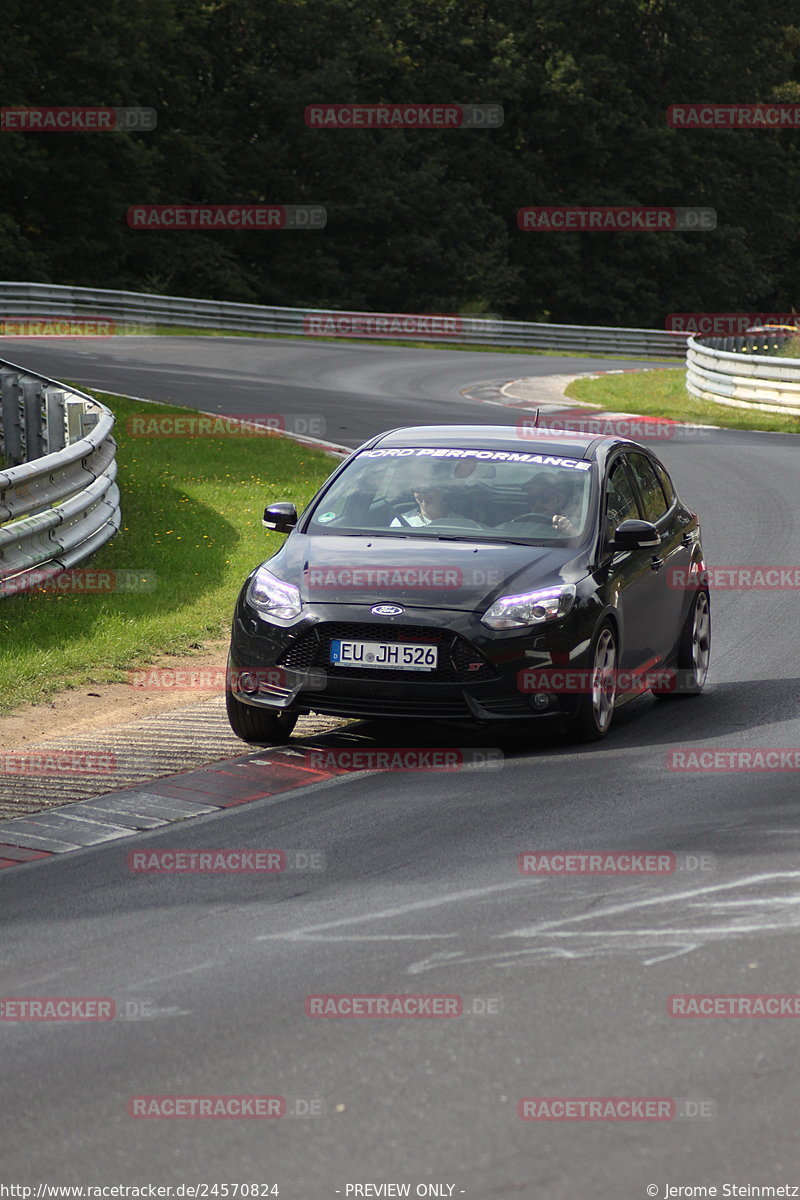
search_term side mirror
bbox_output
[263,502,298,533]
[612,518,660,549]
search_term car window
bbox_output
[303,447,595,544]
[627,452,670,523]
[653,461,676,507]
[604,458,640,538]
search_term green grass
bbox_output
[0,392,336,713]
[775,334,800,358]
[565,368,800,434]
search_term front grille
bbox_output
[276,631,318,670]
[295,692,472,720]
[475,695,536,716]
[278,622,497,683]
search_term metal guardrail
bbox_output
[0,281,688,358]
[0,357,120,594]
[686,332,800,415]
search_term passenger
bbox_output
[551,477,582,534]
[521,473,579,535]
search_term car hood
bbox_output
[263,534,588,612]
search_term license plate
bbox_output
[330,639,438,672]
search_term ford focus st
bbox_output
[226,425,710,743]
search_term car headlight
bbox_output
[247,566,302,620]
[481,583,576,631]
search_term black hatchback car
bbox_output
[226,425,710,743]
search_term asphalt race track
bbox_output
[0,334,676,447]
[2,336,800,1196]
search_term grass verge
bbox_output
[565,368,800,435]
[135,324,677,363]
[0,392,336,713]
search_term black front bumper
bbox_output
[229,599,591,722]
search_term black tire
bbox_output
[225,686,299,744]
[566,620,618,743]
[652,588,711,700]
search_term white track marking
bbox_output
[253,879,535,941]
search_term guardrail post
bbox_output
[1,369,24,468]
[65,398,85,444]
[22,378,46,461]
[45,390,67,453]
[80,410,100,437]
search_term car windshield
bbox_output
[304,447,595,543]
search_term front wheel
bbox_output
[225,685,299,744]
[566,621,618,742]
[652,589,711,699]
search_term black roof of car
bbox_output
[369,424,609,458]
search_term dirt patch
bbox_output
[0,640,234,749]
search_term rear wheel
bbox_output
[652,589,710,699]
[225,684,298,744]
[566,621,617,742]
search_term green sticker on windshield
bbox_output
[319,511,336,523]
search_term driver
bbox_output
[391,483,452,527]
[521,472,579,535]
